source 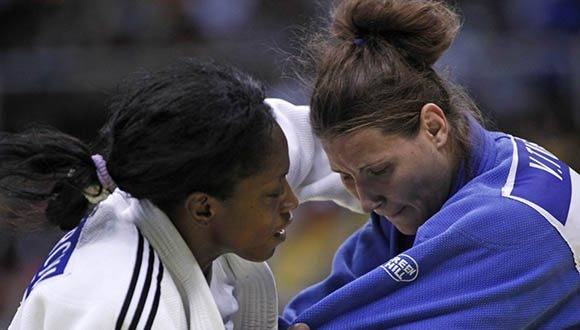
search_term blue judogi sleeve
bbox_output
[280,213,414,328]
[280,196,580,329]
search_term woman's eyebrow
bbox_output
[360,160,392,172]
[332,160,392,174]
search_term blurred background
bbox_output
[0,0,579,327]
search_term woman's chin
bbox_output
[238,247,277,263]
[391,209,421,235]
[394,223,418,236]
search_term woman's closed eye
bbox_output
[267,188,284,198]
[340,173,353,182]
[368,165,390,176]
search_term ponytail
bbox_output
[1,59,277,231]
[0,127,102,231]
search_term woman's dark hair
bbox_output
[0,59,275,231]
[308,0,483,156]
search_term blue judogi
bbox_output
[280,122,580,329]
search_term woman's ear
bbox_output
[184,193,219,227]
[420,103,449,148]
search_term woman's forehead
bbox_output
[325,128,397,155]
[239,125,289,186]
[322,128,419,174]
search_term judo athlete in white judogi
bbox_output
[2,60,359,330]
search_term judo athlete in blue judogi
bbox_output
[282,120,580,329]
[280,0,580,328]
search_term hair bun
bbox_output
[332,0,461,66]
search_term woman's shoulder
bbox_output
[422,157,530,247]
[424,130,577,245]
[439,194,553,244]
[10,212,151,329]
[25,214,142,301]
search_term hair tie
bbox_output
[91,154,116,192]
[83,154,117,204]
[353,37,366,47]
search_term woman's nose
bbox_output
[282,180,299,211]
[355,183,382,213]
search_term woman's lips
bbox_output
[274,228,286,241]
[273,213,292,241]
[376,206,405,219]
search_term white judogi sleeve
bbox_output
[266,98,362,213]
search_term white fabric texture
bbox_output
[210,261,238,330]
[266,98,362,213]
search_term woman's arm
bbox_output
[266,98,362,213]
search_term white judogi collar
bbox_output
[210,260,239,329]
[115,190,278,329]
[116,191,226,329]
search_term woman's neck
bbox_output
[190,237,222,278]
[168,206,225,283]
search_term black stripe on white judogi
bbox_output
[116,229,164,330]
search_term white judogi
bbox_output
[9,99,360,330]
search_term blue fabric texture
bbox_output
[280,122,580,329]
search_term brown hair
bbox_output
[308,0,483,158]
